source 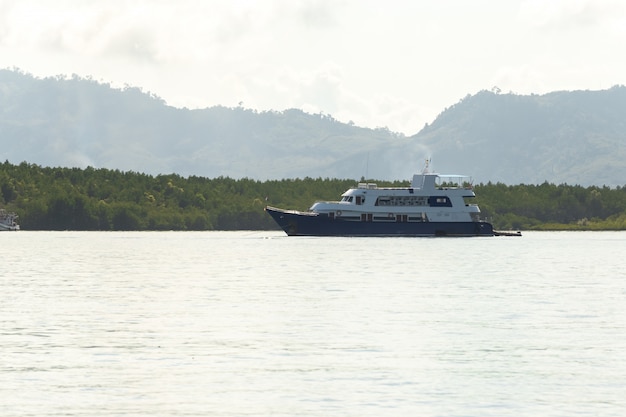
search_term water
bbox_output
[1,231,625,416]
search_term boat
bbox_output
[0,208,20,231]
[265,161,496,237]
[493,230,522,237]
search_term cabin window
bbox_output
[373,215,394,221]
[428,196,452,207]
[356,196,363,205]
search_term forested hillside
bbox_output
[2,162,626,231]
[415,87,626,186]
[1,69,626,186]
[0,69,401,181]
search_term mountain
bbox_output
[413,88,626,186]
[0,69,403,181]
[1,69,625,186]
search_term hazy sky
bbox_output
[1,0,624,134]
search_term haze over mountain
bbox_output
[1,69,625,186]
[415,87,626,186]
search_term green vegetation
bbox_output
[475,182,626,231]
[1,161,625,231]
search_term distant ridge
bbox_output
[413,87,626,186]
[1,69,625,186]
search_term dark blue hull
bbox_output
[266,207,494,237]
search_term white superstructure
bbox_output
[309,168,482,224]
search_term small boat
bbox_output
[266,161,495,237]
[0,208,20,231]
[493,230,522,237]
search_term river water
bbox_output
[1,231,625,416]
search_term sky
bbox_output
[1,0,625,135]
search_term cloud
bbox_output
[0,1,152,61]
[2,0,626,137]
[518,0,626,30]
[293,0,339,28]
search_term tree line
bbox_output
[1,161,626,231]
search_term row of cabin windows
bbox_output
[329,212,427,222]
[341,195,451,207]
[377,196,451,207]
[376,196,428,206]
[369,214,428,222]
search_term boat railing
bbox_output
[266,206,318,216]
